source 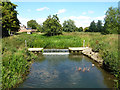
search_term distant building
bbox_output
[19,24,37,33]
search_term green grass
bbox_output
[2,35,37,89]
[2,32,120,89]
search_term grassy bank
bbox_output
[2,36,37,89]
[2,32,119,89]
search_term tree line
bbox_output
[27,7,120,36]
[2,1,120,37]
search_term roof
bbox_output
[26,28,32,30]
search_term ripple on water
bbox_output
[18,55,116,88]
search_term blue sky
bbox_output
[12,1,119,28]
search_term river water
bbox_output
[18,54,115,88]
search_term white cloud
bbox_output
[88,10,94,14]
[36,18,46,25]
[18,16,30,27]
[82,12,87,15]
[36,7,49,11]
[82,10,94,15]
[61,15,105,28]
[18,16,46,27]
[93,15,105,22]
[56,9,66,14]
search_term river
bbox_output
[18,54,115,88]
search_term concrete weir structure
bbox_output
[28,47,103,64]
[69,47,88,54]
[28,48,43,53]
[43,49,69,55]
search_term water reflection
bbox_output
[18,54,115,88]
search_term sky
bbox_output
[12,1,119,28]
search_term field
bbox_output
[2,32,119,89]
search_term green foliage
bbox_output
[26,34,83,48]
[2,2,20,37]
[75,27,83,32]
[84,27,89,32]
[63,19,76,32]
[2,35,37,89]
[37,24,42,32]
[96,20,103,32]
[88,20,97,32]
[102,7,119,34]
[86,20,103,32]
[102,50,119,75]
[43,14,62,36]
[2,48,36,89]
[27,20,38,29]
[78,27,83,32]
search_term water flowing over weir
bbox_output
[43,49,70,55]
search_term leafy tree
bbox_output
[2,1,20,37]
[0,1,2,37]
[78,27,83,32]
[102,7,119,34]
[43,14,62,36]
[63,19,76,32]
[89,20,97,32]
[74,27,78,32]
[96,20,103,32]
[84,27,89,32]
[27,20,38,29]
[36,24,42,32]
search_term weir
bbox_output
[43,49,69,55]
[28,47,89,55]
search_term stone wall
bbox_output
[82,47,103,65]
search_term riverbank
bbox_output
[2,35,37,89]
[2,32,119,89]
[82,47,103,65]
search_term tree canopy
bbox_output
[102,7,119,34]
[88,20,97,32]
[84,27,89,32]
[37,24,42,32]
[96,20,103,32]
[43,14,62,36]
[85,20,103,32]
[27,20,38,29]
[2,1,20,37]
[63,19,76,32]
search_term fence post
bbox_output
[83,40,85,47]
[25,40,27,47]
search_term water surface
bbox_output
[18,54,115,88]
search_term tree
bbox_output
[102,7,119,34]
[43,14,62,36]
[84,27,89,32]
[2,1,20,37]
[89,20,97,32]
[36,24,42,32]
[96,20,103,32]
[27,20,38,29]
[78,27,83,32]
[63,19,76,32]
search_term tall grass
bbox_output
[2,35,37,89]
